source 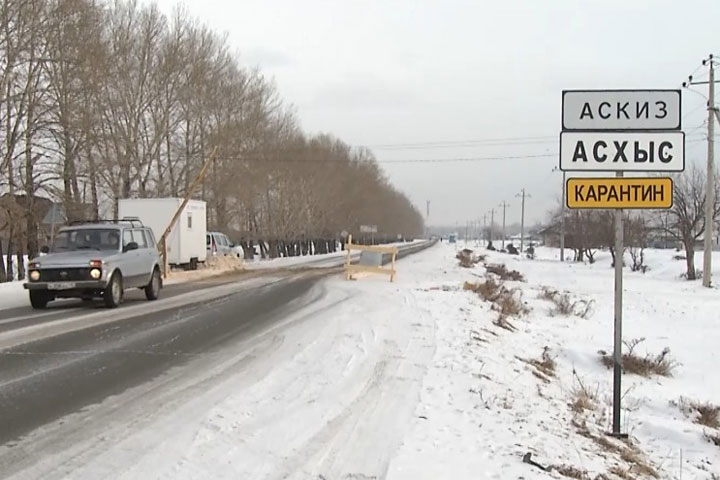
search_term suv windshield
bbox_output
[52,228,122,252]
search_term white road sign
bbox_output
[560,132,685,172]
[562,90,681,131]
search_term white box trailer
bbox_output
[118,198,207,269]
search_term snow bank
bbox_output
[0,281,26,311]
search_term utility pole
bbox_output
[704,56,716,288]
[552,167,567,261]
[482,214,487,246]
[560,171,566,262]
[516,189,531,252]
[686,54,719,287]
[426,200,430,239]
[489,208,495,246]
[499,201,510,250]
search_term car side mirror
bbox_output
[40,245,49,254]
[124,241,139,252]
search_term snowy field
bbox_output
[3,243,720,479]
[387,244,720,479]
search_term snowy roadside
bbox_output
[0,281,26,311]
[4,243,720,479]
[388,244,720,480]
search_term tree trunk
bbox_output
[684,240,696,280]
[6,227,14,281]
[0,239,7,282]
[25,116,38,260]
[267,240,277,259]
[87,147,100,220]
[15,239,25,281]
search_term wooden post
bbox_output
[345,235,352,280]
[156,146,218,276]
[390,250,397,282]
[162,236,169,277]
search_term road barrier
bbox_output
[345,235,398,282]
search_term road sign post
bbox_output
[561,89,682,437]
[612,172,624,436]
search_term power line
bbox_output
[363,135,556,149]
[212,152,558,164]
[368,138,558,150]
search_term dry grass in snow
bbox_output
[599,338,676,378]
[539,286,595,318]
[485,262,525,281]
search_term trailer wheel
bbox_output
[189,257,198,270]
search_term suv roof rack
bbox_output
[68,218,145,228]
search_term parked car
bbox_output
[23,219,163,309]
[206,231,242,258]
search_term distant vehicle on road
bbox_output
[23,219,162,309]
[206,231,243,258]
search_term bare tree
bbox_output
[626,213,649,272]
[657,168,720,280]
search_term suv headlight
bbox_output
[29,270,40,281]
[90,268,102,279]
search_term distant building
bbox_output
[693,232,720,252]
[537,225,560,247]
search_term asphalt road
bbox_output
[0,272,326,447]
[0,242,433,477]
[0,269,265,334]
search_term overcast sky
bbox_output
[148,0,719,228]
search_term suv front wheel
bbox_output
[29,291,51,309]
[104,272,123,308]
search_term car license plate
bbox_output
[47,282,76,290]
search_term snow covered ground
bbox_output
[0,280,26,311]
[388,244,720,480]
[4,243,720,479]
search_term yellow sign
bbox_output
[566,177,673,209]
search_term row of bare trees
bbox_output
[548,167,719,280]
[0,0,424,282]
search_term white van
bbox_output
[206,232,243,258]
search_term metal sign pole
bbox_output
[612,170,624,436]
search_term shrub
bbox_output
[705,431,720,448]
[539,287,595,319]
[599,338,676,377]
[550,465,588,479]
[485,263,525,281]
[519,346,556,380]
[674,398,720,428]
[456,249,479,268]
[570,372,599,414]
[463,279,503,302]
